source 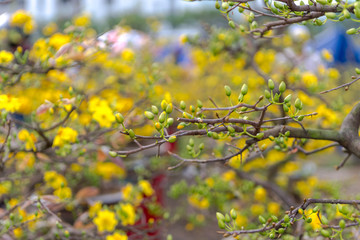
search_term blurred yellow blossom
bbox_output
[54,187,72,200]
[188,194,209,209]
[0,51,14,64]
[321,49,333,62]
[302,72,318,88]
[254,187,267,202]
[42,22,58,36]
[95,162,126,180]
[18,129,37,151]
[44,171,67,189]
[117,203,136,226]
[89,201,102,218]
[106,232,128,240]
[138,180,154,197]
[73,14,91,27]
[10,10,32,27]
[268,202,281,215]
[53,127,78,147]
[94,209,118,232]
[49,33,71,50]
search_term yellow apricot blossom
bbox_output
[188,194,210,209]
[89,201,102,218]
[42,22,58,36]
[95,162,126,180]
[0,94,21,112]
[18,129,37,151]
[53,127,78,147]
[73,14,91,27]
[10,10,32,27]
[0,50,14,64]
[117,203,136,226]
[0,181,11,197]
[138,180,154,197]
[54,187,72,200]
[106,232,128,240]
[302,72,318,88]
[94,209,118,232]
[254,187,267,202]
[49,33,71,50]
[44,171,67,189]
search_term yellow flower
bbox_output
[18,129,37,151]
[44,171,67,189]
[23,20,36,34]
[235,214,248,228]
[49,33,71,50]
[13,228,23,238]
[106,232,128,240]
[305,210,322,230]
[121,48,135,62]
[54,187,72,200]
[95,162,126,180]
[42,22,58,36]
[188,194,210,209]
[73,14,91,27]
[92,106,115,128]
[0,181,11,197]
[254,187,267,202]
[138,180,154,197]
[117,203,136,226]
[0,94,21,112]
[268,202,281,215]
[221,170,236,182]
[321,49,333,62]
[89,201,102,218]
[53,127,78,147]
[250,204,265,216]
[302,72,318,88]
[94,209,118,232]
[0,50,14,64]
[10,10,32,27]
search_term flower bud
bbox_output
[225,214,231,223]
[115,113,124,123]
[168,136,177,143]
[155,122,162,131]
[268,79,275,90]
[180,101,186,110]
[177,122,186,129]
[224,85,232,97]
[215,1,220,9]
[222,2,229,9]
[265,90,271,99]
[161,100,168,110]
[199,143,205,150]
[167,118,174,126]
[306,217,312,223]
[316,0,327,4]
[343,9,351,18]
[144,111,155,120]
[159,112,166,123]
[325,12,337,19]
[189,138,194,147]
[279,81,286,93]
[256,132,264,139]
[227,126,235,133]
[151,105,159,114]
[320,229,330,238]
[166,103,173,114]
[283,104,289,112]
[284,94,292,103]
[347,28,357,35]
[284,214,290,223]
[238,93,244,102]
[294,98,302,109]
[197,100,203,108]
[229,21,236,29]
[339,219,346,229]
[216,212,225,221]
[259,215,266,224]
[230,209,237,220]
[128,129,135,138]
[297,115,304,121]
[109,151,117,157]
[241,84,248,95]
[212,132,219,139]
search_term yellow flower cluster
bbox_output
[138,180,154,197]
[188,194,210,209]
[44,171,67,189]
[53,127,78,147]
[302,71,318,88]
[106,232,128,240]
[0,181,11,197]
[0,50,14,64]
[73,14,91,27]
[0,94,21,112]
[18,129,37,151]
[10,10,36,34]
[95,162,126,180]
[88,97,115,128]
[117,203,136,226]
[94,209,118,232]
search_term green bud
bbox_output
[115,113,124,123]
[284,94,292,103]
[325,12,337,19]
[180,101,186,110]
[322,216,329,225]
[212,132,219,139]
[269,232,275,239]
[128,129,135,138]
[347,28,357,35]
[225,214,231,223]
[238,93,244,102]
[56,221,63,229]
[339,219,346,229]
[151,105,159,114]
[109,151,117,157]
[268,79,275,90]
[356,68,360,74]
[144,111,155,120]
[320,229,330,237]
[256,132,264,139]
[285,131,290,137]
[199,143,205,150]
[240,106,248,111]
[159,112,166,123]
[294,98,302,109]
[241,84,248,95]
[229,21,236,29]
[155,122,162,131]
[297,115,304,121]
[218,219,226,229]
[167,234,173,240]
[189,138,195,147]
[251,21,258,29]
[166,103,173,114]
[316,0,327,5]
[312,206,319,213]
[279,81,286,93]
[265,90,271,99]
[197,100,203,108]
[168,136,177,143]
[306,217,312,223]
[207,132,213,137]
[284,214,290,223]
[186,145,193,151]
[161,100,168,111]
[278,228,285,234]
[216,212,225,221]
[274,94,280,102]
[227,126,235,133]
[259,215,266,224]
[224,85,232,96]
[238,6,244,13]
[274,1,284,9]
[215,1,220,9]
[339,16,345,21]
[222,2,229,9]
[167,118,174,126]
[230,209,237,220]
[248,12,254,22]
[343,9,351,18]
[283,104,289,112]
[271,215,278,222]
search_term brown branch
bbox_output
[320,76,360,94]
